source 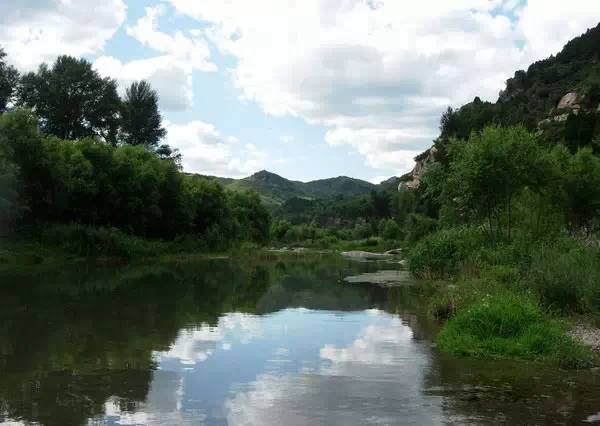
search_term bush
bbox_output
[378,218,402,240]
[528,241,600,313]
[41,224,164,258]
[436,292,591,367]
[408,226,486,279]
[352,223,372,240]
[405,213,437,244]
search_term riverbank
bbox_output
[405,226,600,368]
[0,234,344,273]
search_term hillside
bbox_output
[201,170,377,208]
[403,22,600,188]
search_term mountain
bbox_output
[403,22,600,189]
[201,170,378,209]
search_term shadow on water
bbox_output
[0,256,599,425]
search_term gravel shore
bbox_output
[568,325,600,352]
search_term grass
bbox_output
[408,226,486,279]
[405,226,600,368]
[527,240,600,314]
[436,291,592,368]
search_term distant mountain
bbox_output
[201,170,382,208]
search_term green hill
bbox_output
[199,170,378,209]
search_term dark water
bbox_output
[1,256,600,425]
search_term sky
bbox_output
[0,1,599,182]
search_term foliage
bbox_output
[445,126,551,240]
[408,226,485,279]
[378,218,401,240]
[528,241,600,314]
[17,56,121,144]
[228,190,272,245]
[41,223,165,258]
[0,110,271,250]
[438,23,600,147]
[404,213,438,244]
[0,47,18,113]
[0,133,19,234]
[436,292,591,367]
[560,147,600,231]
[120,80,167,148]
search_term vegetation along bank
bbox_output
[1,24,600,366]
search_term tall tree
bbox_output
[0,48,19,113]
[120,81,166,147]
[445,126,551,240]
[17,55,121,144]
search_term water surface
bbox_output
[1,256,599,425]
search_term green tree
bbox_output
[378,218,401,240]
[0,47,19,113]
[446,126,550,240]
[271,219,291,241]
[0,109,53,223]
[17,56,121,144]
[120,81,166,148]
[562,147,600,232]
[0,131,19,234]
[229,190,272,244]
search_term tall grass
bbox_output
[408,226,485,279]
[528,241,600,313]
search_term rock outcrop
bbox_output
[403,88,599,191]
[399,146,437,191]
[556,92,581,111]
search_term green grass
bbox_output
[436,291,592,368]
[527,240,600,314]
[408,226,486,279]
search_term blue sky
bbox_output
[1,0,599,181]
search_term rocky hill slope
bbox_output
[402,22,600,189]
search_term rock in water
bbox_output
[340,251,393,260]
[343,270,414,287]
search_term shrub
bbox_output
[408,226,485,279]
[352,223,372,240]
[405,213,437,244]
[528,241,600,313]
[436,292,591,367]
[378,218,402,240]
[41,224,163,258]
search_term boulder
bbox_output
[557,92,580,110]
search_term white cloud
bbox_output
[94,55,194,111]
[167,0,600,174]
[0,0,126,71]
[93,6,216,112]
[368,176,388,184]
[320,320,414,368]
[126,5,215,72]
[516,0,600,62]
[153,313,263,366]
[225,317,442,425]
[164,120,267,177]
[280,135,295,145]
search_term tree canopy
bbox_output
[120,80,166,148]
[0,48,18,113]
[17,55,121,144]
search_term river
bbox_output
[0,255,599,425]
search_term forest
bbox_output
[0,51,271,257]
